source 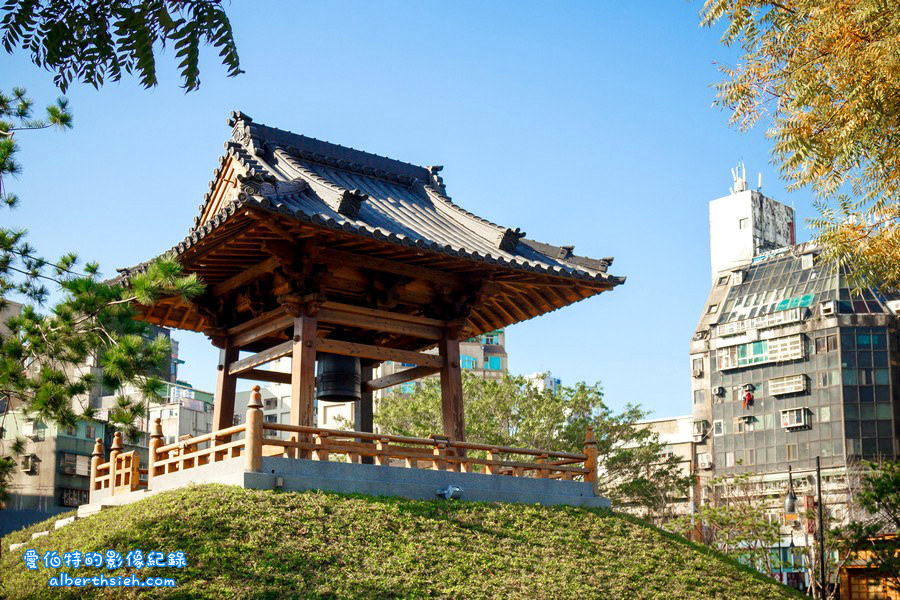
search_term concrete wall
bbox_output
[129,456,608,509]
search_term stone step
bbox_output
[54,516,77,529]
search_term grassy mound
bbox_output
[1,485,800,599]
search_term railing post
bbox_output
[375,437,390,466]
[89,437,104,502]
[148,417,163,490]
[432,441,447,471]
[314,432,330,461]
[485,448,498,475]
[108,432,122,497]
[584,426,599,496]
[536,454,549,479]
[245,385,263,472]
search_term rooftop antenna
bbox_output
[730,161,748,194]
[757,172,763,191]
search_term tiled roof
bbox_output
[169,111,623,286]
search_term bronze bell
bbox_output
[315,353,361,403]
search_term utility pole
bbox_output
[816,456,826,599]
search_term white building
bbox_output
[708,164,795,282]
[146,382,215,445]
[526,372,561,394]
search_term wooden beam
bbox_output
[363,366,441,392]
[438,330,465,445]
[212,341,239,431]
[212,256,280,297]
[228,308,294,348]
[320,301,448,328]
[316,338,444,369]
[227,340,294,375]
[317,247,465,287]
[235,368,292,385]
[317,303,443,340]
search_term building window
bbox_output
[707,304,719,314]
[65,425,77,436]
[725,452,735,467]
[485,356,502,371]
[745,449,755,466]
[781,408,810,429]
[692,357,703,372]
[713,420,724,437]
[819,406,831,422]
[86,425,95,439]
[717,275,730,286]
[21,454,38,474]
[460,355,477,370]
[483,331,500,345]
[786,444,799,461]
[60,453,90,477]
[693,389,706,405]
[264,397,278,410]
[400,382,416,394]
[739,218,749,229]
[60,488,89,507]
[263,415,277,423]
[233,414,241,426]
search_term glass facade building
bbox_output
[692,246,899,479]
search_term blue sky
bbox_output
[3,1,815,419]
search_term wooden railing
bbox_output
[149,423,248,482]
[88,386,600,498]
[90,433,146,500]
[258,424,593,481]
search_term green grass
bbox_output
[1,485,803,599]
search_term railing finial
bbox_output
[151,417,163,439]
[111,431,123,451]
[248,384,263,409]
[92,437,104,458]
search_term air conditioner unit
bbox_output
[820,300,836,317]
[692,368,703,378]
[732,271,745,285]
[801,254,814,269]
[698,455,713,470]
[713,386,726,397]
[21,421,35,437]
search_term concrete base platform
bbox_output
[80,456,609,515]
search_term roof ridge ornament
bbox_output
[336,189,367,218]
[558,245,575,260]
[499,228,526,253]
[426,165,445,193]
[227,110,253,127]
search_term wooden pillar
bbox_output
[358,362,375,465]
[147,417,163,490]
[438,329,465,448]
[584,426,599,496]
[213,340,239,431]
[89,436,104,502]
[245,385,263,472]
[290,313,318,428]
[108,432,122,497]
